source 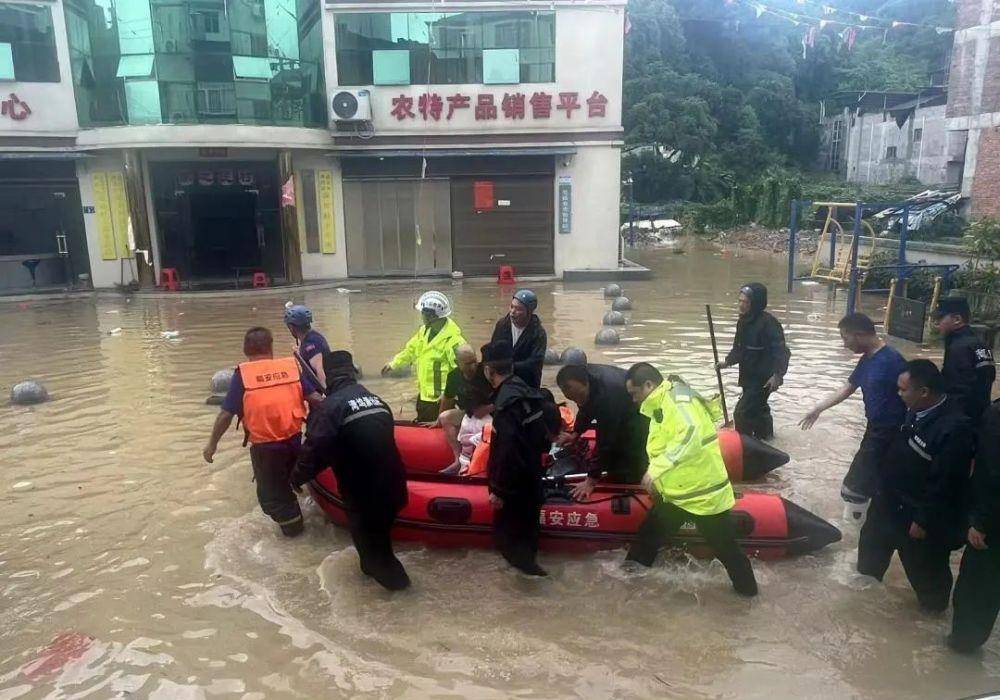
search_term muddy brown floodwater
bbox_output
[1,242,997,700]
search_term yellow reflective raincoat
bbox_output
[639,376,734,516]
[389,318,467,403]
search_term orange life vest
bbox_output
[239,357,306,444]
[465,423,493,477]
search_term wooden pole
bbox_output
[884,278,897,332]
[278,150,303,285]
[706,304,730,426]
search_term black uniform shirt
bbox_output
[943,325,996,422]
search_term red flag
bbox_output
[281,176,295,208]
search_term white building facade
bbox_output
[0,0,625,290]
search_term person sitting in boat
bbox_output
[624,362,758,597]
[293,350,411,591]
[202,327,323,538]
[382,291,467,423]
[490,289,548,388]
[483,340,562,577]
[284,304,330,389]
[456,392,494,476]
[555,363,650,501]
[435,344,494,473]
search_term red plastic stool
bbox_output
[158,268,180,292]
[252,271,269,288]
[497,265,516,285]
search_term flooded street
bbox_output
[2,242,997,699]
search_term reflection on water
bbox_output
[0,242,995,699]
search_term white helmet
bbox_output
[415,290,452,318]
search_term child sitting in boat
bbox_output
[457,401,494,476]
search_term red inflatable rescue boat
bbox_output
[309,425,839,560]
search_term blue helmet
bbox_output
[513,289,538,312]
[284,304,313,327]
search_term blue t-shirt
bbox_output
[299,329,330,366]
[221,365,318,417]
[849,345,908,427]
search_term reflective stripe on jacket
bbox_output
[640,377,734,516]
[389,318,467,402]
[239,357,306,444]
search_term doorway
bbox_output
[151,160,284,286]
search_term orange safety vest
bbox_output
[465,423,493,477]
[239,357,306,445]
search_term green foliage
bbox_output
[623,0,955,211]
[863,251,939,303]
[957,218,1000,296]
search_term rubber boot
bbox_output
[279,517,305,537]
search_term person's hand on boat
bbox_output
[715,360,729,371]
[968,526,988,550]
[202,443,217,464]
[798,408,822,430]
[908,522,927,540]
[489,493,504,509]
[764,374,783,392]
[640,472,653,493]
[570,477,597,502]
[555,431,578,448]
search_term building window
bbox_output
[913,128,923,142]
[197,82,235,115]
[829,119,844,171]
[64,0,327,127]
[0,3,59,82]
[885,146,898,159]
[335,11,555,86]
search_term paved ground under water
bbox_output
[1,242,997,700]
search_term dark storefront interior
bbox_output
[342,155,555,277]
[150,161,284,286]
[0,160,90,291]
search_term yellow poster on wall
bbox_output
[107,172,131,258]
[316,170,337,254]
[92,172,118,260]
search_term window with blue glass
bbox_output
[335,11,555,86]
[0,3,59,82]
[63,0,326,127]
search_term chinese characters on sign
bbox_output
[389,90,610,122]
[558,176,572,235]
[539,509,599,528]
[1,93,31,121]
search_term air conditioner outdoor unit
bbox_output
[331,89,371,122]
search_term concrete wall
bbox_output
[946,0,1000,211]
[840,105,959,187]
[0,0,79,139]
[553,144,620,274]
[76,152,137,289]
[293,150,348,280]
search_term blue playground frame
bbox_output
[786,199,960,315]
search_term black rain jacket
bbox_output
[725,283,791,388]
[491,314,547,388]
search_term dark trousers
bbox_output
[416,399,440,423]
[857,497,953,612]
[250,441,303,536]
[950,544,1000,651]
[494,493,542,572]
[346,506,409,591]
[734,386,773,440]
[843,423,897,500]
[626,500,758,596]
